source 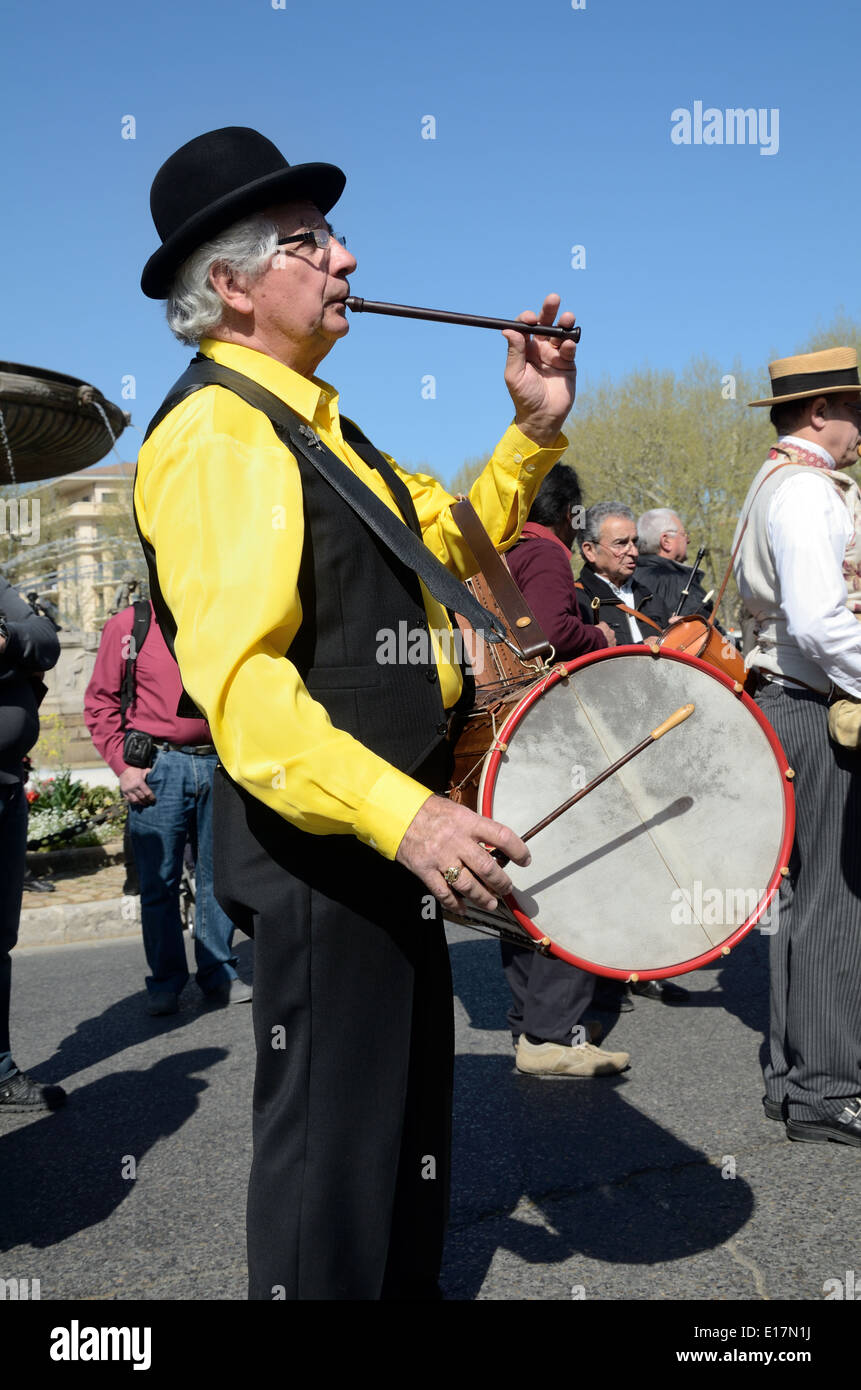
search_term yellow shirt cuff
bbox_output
[355,767,436,860]
[496,422,569,470]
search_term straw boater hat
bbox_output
[749,347,861,407]
[141,127,345,300]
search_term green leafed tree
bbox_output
[563,356,772,626]
[439,317,860,629]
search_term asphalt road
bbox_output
[2,923,858,1305]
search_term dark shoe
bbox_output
[763,1096,787,1122]
[146,991,179,1017]
[0,1066,66,1111]
[786,1098,861,1147]
[203,978,253,1007]
[592,984,634,1013]
[631,978,689,1002]
[22,871,55,893]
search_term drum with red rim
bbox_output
[464,645,795,980]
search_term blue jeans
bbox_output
[128,747,239,998]
[0,779,28,1053]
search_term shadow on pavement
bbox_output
[712,929,771,1073]
[25,939,253,1085]
[0,1047,226,1250]
[444,937,757,1300]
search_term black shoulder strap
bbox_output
[119,600,152,729]
[143,356,505,644]
[339,416,422,540]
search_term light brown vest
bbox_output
[733,440,861,693]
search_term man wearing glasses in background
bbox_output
[135,127,578,1298]
[575,502,663,644]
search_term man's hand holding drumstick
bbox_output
[398,702,696,911]
[396,797,530,914]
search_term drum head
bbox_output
[479,647,794,978]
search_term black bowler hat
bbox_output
[141,126,346,300]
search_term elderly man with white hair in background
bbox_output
[575,502,663,644]
[634,508,713,629]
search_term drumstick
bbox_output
[491,703,695,867]
[345,297,581,342]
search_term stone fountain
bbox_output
[0,361,130,484]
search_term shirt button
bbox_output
[437,722,448,735]
[513,453,523,463]
[524,464,535,474]
[426,669,438,683]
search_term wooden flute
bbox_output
[345,297,581,342]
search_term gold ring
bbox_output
[443,866,462,887]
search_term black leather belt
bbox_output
[152,739,217,756]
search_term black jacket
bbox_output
[0,576,61,782]
[575,567,663,646]
[633,553,712,630]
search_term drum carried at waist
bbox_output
[657,616,747,685]
[445,645,795,981]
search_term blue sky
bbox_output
[1,0,859,482]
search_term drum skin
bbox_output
[478,646,795,980]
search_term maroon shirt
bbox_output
[84,602,213,777]
[507,523,608,662]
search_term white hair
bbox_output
[637,508,681,555]
[165,213,281,345]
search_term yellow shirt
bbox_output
[135,338,566,857]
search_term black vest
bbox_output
[134,371,456,777]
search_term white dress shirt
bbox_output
[768,435,861,698]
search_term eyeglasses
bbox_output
[598,537,638,554]
[275,226,346,254]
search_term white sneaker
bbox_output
[515,1037,630,1077]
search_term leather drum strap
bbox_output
[616,601,662,634]
[450,499,553,662]
[573,583,662,634]
[710,460,798,616]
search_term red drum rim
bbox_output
[479,644,796,980]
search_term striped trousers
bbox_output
[755,683,861,1121]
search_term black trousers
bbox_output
[213,759,453,1301]
[0,779,28,1056]
[500,943,595,1044]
